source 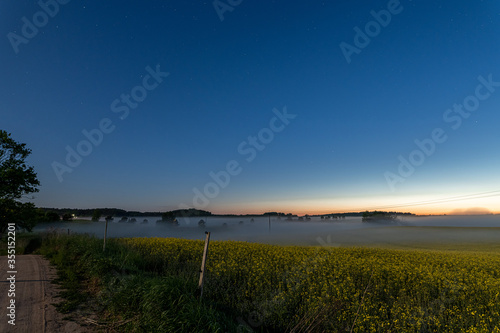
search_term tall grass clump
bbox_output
[38,232,239,332]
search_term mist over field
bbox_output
[33,215,500,249]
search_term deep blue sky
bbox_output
[2,0,500,214]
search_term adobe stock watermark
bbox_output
[178,106,296,216]
[7,0,71,54]
[52,64,169,182]
[234,232,340,332]
[385,74,500,191]
[213,0,243,22]
[233,231,339,332]
[236,311,263,333]
[6,223,17,326]
[408,275,464,330]
[340,0,403,64]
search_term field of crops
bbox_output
[120,237,500,332]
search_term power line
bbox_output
[378,190,500,208]
[364,190,500,211]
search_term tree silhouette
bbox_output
[0,130,40,233]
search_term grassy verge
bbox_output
[0,230,42,256]
[16,231,239,332]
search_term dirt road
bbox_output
[1,255,94,332]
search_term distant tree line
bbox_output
[315,211,415,217]
[161,209,212,221]
[361,210,400,222]
[38,207,213,221]
[37,207,155,218]
[35,207,416,223]
[214,212,290,217]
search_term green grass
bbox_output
[0,231,42,255]
[2,231,500,332]
[34,232,239,332]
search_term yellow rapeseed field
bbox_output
[121,237,500,332]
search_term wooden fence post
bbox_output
[198,231,211,299]
[103,219,108,252]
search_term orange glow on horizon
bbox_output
[211,207,499,216]
[212,201,500,216]
[207,190,500,216]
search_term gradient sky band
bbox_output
[178,106,296,222]
[51,65,169,182]
[385,74,500,191]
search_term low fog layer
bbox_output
[33,215,500,248]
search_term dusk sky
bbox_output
[2,0,500,215]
